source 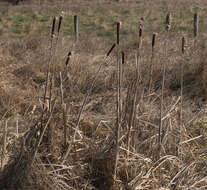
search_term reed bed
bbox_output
[0,1,206,190]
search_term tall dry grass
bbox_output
[0,2,206,190]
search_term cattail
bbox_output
[106,43,116,57]
[139,27,142,38]
[166,13,172,31]
[193,13,199,37]
[65,51,72,66]
[51,17,56,39]
[139,17,144,37]
[57,16,63,34]
[152,32,157,49]
[74,15,78,42]
[149,33,157,94]
[117,22,121,45]
[121,51,125,64]
[138,17,144,49]
[182,36,187,54]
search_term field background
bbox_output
[0,0,206,190]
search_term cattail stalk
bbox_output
[178,36,186,158]
[43,17,56,109]
[158,15,171,158]
[149,33,157,94]
[114,22,121,181]
[1,121,7,170]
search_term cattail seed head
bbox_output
[139,27,142,37]
[117,22,121,45]
[121,51,125,64]
[51,17,56,39]
[139,17,144,37]
[193,12,199,37]
[58,16,63,33]
[166,13,172,31]
[182,36,187,54]
[74,15,78,42]
[106,43,116,57]
[65,51,72,66]
[152,33,157,49]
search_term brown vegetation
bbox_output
[0,0,206,190]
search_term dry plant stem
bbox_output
[148,33,157,94]
[62,44,116,163]
[43,17,56,110]
[126,25,143,159]
[114,22,121,182]
[44,16,63,112]
[158,35,168,159]
[1,120,7,170]
[63,57,106,162]
[48,73,54,112]
[178,37,185,158]
[31,99,56,165]
[59,72,64,105]
[63,103,67,147]
[59,72,68,146]
[74,59,106,138]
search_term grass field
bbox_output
[0,0,207,189]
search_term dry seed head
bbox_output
[58,16,63,33]
[117,22,121,45]
[193,12,199,37]
[139,27,142,37]
[65,51,72,66]
[182,36,187,54]
[121,51,125,64]
[106,43,116,57]
[166,13,172,31]
[152,33,157,49]
[138,17,144,37]
[51,17,56,39]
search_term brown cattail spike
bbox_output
[65,51,72,66]
[138,17,144,37]
[117,22,121,45]
[58,16,63,33]
[182,36,187,54]
[139,28,142,38]
[166,13,171,31]
[74,15,78,42]
[106,43,116,57]
[194,13,199,37]
[121,51,125,64]
[51,17,56,39]
[152,33,157,49]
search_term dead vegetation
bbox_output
[0,0,207,190]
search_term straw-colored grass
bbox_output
[0,0,206,190]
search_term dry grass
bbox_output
[0,0,207,190]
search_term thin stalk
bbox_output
[126,19,143,159]
[148,33,157,94]
[62,44,116,164]
[1,120,7,170]
[114,22,121,181]
[178,36,186,158]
